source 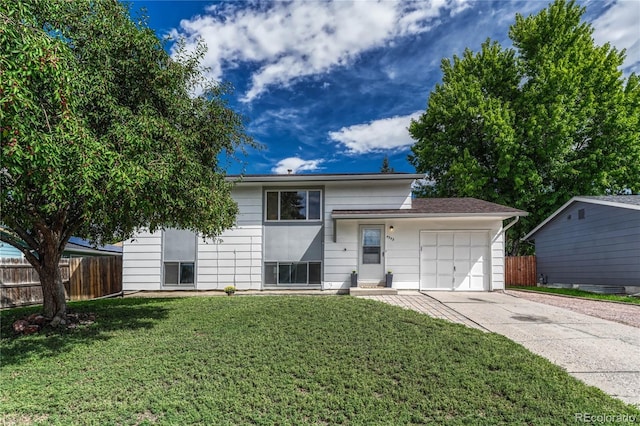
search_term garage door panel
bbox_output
[455,233,470,245]
[438,233,454,245]
[421,233,438,245]
[421,261,437,274]
[439,246,453,260]
[469,261,484,276]
[437,259,452,271]
[470,246,485,259]
[422,246,437,258]
[470,232,486,245]
[469,275,484,290]
[437,274,452,288]
[455,248,471,260]
[453,281,467,290]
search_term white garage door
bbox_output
[420,231,489,291]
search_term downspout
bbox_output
[501,215,520,235]
[492,215,520,244]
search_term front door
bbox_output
[359,225,384,282]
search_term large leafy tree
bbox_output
[0,0,253,324]
[409,0,640,254]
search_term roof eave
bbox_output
[227,173,425,184]
[332,212,527,220]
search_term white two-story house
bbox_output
[122,173,526,292]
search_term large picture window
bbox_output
[265,190,321,221]
[265,262,321,285]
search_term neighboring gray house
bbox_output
[524,196,640,293]
[123,173,527,293]
[0,237,122,260]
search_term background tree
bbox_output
[409,0,639,254]
[380,155,395,173]
[0,0,254,325]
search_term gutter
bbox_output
[502,215,520,234]
[332,212,523,219]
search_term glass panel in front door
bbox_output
[362,228,381,264]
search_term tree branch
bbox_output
[0,226,40,267]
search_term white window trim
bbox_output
[163,261,196,286]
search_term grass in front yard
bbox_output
[1,296,637,425]
[508,286,640,304]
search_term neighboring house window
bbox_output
[578,208,585,220]
[163,229,196,286]
[265,190,321,221]
[264,262,321,285]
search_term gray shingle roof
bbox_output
[580,195,640,206]
[332,197,527,217]
[523,195,640,240]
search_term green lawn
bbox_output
[1,296,637,425]
[508,286,640,304]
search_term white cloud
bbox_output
[272,157,323,174]
[328,111,423,154]
[170,0,469,102]
[592,0,640,72]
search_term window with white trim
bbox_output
[265,190,321,221]
[164,262,195,285]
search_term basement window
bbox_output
[264,262,321,286]
[164,262,195,285]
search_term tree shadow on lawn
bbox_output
[0,298,171,367]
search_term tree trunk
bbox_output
[38,236,67,326]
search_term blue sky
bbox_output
[129,0,640,175]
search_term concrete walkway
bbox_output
[357,291,487,331]
[358,290,640,407]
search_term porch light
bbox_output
[389,225,394,232]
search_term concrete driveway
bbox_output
[361,291,640,407]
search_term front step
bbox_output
[349,287,398,296]
[357,280,385,288]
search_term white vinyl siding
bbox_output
[194,185,264,290]
[196,226,262,290]
[324,182,412,212]
[322,181,412,288]
[122,230,162,290]
[233,186,263,226]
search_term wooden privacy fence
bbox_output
[0,256,122,308]
[505,256,537,286]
